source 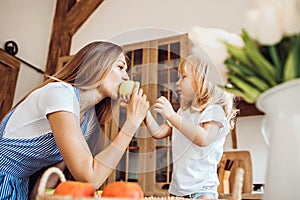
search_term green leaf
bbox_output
[219,85,254,103]
[227,73,262,103]
[283,34,300,81]
[295,34,300,77]
[224,43,252,66]
[268,45,282,82]
[246,48,277,84]
[241,30,278,86]
[224,58,256,76]
[283,45,297,81]
[245,76,270,92]
[225,60,270,92]
[241,29,259,51]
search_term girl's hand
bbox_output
[153,96,176,120]
[126,82,149,128]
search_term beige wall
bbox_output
[0,0,56,104]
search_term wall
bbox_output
[224,116,268,184]
[0,0,56,105]
[71,0,254,52]
[0,0,267,184]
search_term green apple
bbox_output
[119,80,135,95]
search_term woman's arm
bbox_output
[49,86,149,189]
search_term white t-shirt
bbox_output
[168,104,230,196]
[4,82,80,138]
[3,82,106,155]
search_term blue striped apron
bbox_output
[0,87,91,199]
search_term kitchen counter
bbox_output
[218,192,263,200]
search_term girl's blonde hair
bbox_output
[178,54,238,129]
[14,41,124,125]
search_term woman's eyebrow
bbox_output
[118,60,126,65]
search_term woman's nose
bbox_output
[123,73,130,80]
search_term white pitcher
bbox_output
[256,79,300,200]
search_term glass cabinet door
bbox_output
[155,41,181,186]
[115,48,143,182]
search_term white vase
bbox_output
[256,79,300,200]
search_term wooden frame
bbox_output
[56,55,73,72]
[45,0,104,76]
[0,49,21,121]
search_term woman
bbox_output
[0,41,149,199]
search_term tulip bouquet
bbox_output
[190,0,300,103]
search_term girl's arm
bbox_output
[49,86,149,189]
[144,110,172,139]
[166,112,222,147]
[153,96,222,147]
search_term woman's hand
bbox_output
[126,82,149,129]
[153,96,176,120]
[119,93,130,109]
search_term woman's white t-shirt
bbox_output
[168,104,230,196]
[4,82,79,138]
[3,82,104,155]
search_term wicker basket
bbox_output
[36,167,99,200]
[36,167,189,200]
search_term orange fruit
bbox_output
[54,181,95,197]
[102,181,144,199]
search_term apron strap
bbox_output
[0,108,17,138]
[73,87,91,135]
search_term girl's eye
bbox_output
[179,75,186,79]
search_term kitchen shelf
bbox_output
[235,98,264,117]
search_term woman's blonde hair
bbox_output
[178,54,238,129]
[15,41,124,125]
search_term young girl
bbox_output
[0,41,149,199]
[144,55,237,199]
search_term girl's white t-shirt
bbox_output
[4,82,80,138]
[168,104,230,196]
